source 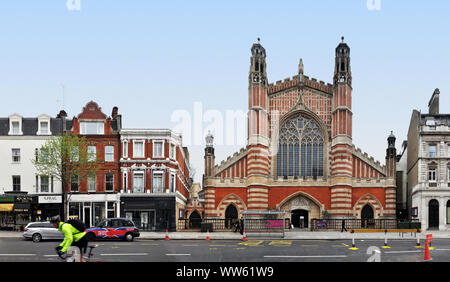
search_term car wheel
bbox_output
[32,233,42,243]
[124,233,134,242]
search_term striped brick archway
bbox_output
[217,194,247,219]
[353,194,384,219]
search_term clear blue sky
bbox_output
[1,1,449,182]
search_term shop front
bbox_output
[120,195,176,232]
[35,195,63,221]
[0,194,33,230]
[68,194,120,228]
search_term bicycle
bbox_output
[57,245,101,262]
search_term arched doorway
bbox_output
[447,201,450,225]
[291,209,309,228]
[189,210,202,228]
[429,199,439,229]
[361,205,374,228]
[225,205,238,229]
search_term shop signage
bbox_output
[39,196,62,204]
[0,196,15,203]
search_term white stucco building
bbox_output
[405,89,450,230]
[0,113,65,229]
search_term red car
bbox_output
[85,218,140,242]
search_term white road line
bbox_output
[384,251,421,254]
[100,253,148,256]
[0,254,36,256]
[166,254,191,256]
[264,255,347,258]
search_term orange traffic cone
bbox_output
[424,242,432,261]
[206,229,211,241]
[165,229,170,241]
[242,229,247,241]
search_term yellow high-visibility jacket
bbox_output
[58,222,86,253]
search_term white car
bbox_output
[23,222,64,242]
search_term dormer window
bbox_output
[40,122,49,134]
[12,122,20,134]
[37,115,52,135]
[8,115,23,135]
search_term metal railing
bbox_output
[177,218,292,231]
[310,219,420,231]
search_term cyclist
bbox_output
[50,215,89,262]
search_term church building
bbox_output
[201,38,397,228]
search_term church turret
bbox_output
[247,38,270,150]
[386,131,397,178]
[329,37,354,217]
[204,131,215,178]
[247,38,270,211]
[334,36,352,86]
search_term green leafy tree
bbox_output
[33,134,99,221]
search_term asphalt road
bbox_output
[0,237,449,262]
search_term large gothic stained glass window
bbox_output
[277,114,324,179]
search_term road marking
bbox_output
[0,254,36,256]
[209,244,227,247]
[238,240,264,247]
[166,254,191,256]
[264,255,347,258]
[269,241,292,247]
[383,251,421,254]
[182,244,199,247]
[100,253,148,256]
[141,243,159,246]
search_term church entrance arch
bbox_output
[279,194,321,229]
[225,205,238,229]
[291,209,309,228]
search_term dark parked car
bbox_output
[85,218,140,242]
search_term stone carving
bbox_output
[290,196,311,211]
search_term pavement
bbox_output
[3,230,450,240]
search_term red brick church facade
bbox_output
[201,38,397,227]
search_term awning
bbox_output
[0,204,14,212]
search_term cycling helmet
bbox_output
[49,215,61,223]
